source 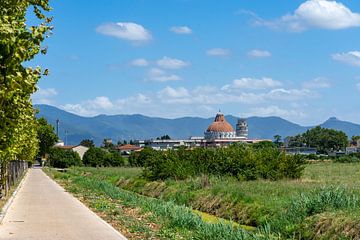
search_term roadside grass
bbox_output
[44,168,278,240]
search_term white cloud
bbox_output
[96,22,152,42]
[158,86,190,99]
[130,58,149,67]
[170,26,192,34]
[222,77,282,91]
[59,77,319,119]
[62,96,114,116]
[32,88,58,104]
[147,68,181,82]
[206,48,230,57]
[265,88,315,101]
[256,0,360,32]
[156,56,189,69]
[247,49,271,58]
[332,51,360,67]
[245,106,306,119]
[303,77,331,89]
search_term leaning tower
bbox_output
[236,118,248,139]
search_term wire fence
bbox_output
[0,161,29,199]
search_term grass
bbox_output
[0,169,28,211]
[44,167,278,239]
[45,162,360,239]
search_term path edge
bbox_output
[0,169,29,224]
[42,168,128,240]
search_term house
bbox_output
[55,145,89,159]
[115,144,143,155]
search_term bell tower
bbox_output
[236,118,248,139]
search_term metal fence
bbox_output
[0,161,28,199]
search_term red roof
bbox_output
[206,113,234,133]
[116,144,142,151]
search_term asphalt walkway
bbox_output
[0,168,127,240]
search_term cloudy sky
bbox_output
[31,0,360,125]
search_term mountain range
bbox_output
[35,104,360,146]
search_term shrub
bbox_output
[334,155,360,163]
[104,151,125,167]
[48,147,82,168]
[83,147,125,167]
[129,147,157,167]
[139,143,305,181]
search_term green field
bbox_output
[45,162,360,239]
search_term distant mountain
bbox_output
[34,104,360,146]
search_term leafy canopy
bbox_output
[0,0,52,163]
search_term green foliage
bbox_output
[273,135,282,147]
[83,147,124,167]
[271,186,360,237]
[48,147,82,168]
[128,147,157,167]
[37,117,58,157]
[102,138,114,149]
[156,134,171,140]
[0,0,52,164]
[136,144,305,181]
[288,126,348,154]
[79,139,95,148]
[48,168,277,240]
[334,155,360,163]
[351,135,360,146]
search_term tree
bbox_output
[102,138,114,149]
[288,126,348,154]
[273,135,282,147]
[83,147,124,167]
[156,135,171,140]
[80,139,95,148]
[48,148,82,168]
[0,1,52,166]
[351,136,360,146]
[37,117,58,158]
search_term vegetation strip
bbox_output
[44,168,278,240]
[57,163,360,239]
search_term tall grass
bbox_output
[53,169,279,239]
[270,186,360,237]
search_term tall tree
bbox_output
[0,1,52,164]
[273,135,282,147]
[351,136,360,146]
[80,139,95,148]
[288,126,348,154]
[37,117,58,158]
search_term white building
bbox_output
[55,145,89,160]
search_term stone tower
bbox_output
[236,118,248,139]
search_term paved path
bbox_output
[0,168,127,240]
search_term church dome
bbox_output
[206,113,234,133]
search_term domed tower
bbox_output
[236,118,248,139]
[204,112,236,140]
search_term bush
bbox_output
[48,147,82,168]
[139,143,305,181]
[334,155,360,163]
[128,147,157,167]
[83,147,125,167]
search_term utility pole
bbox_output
[56,119,60,138]
[65,130,68,146]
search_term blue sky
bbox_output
[31,0,360,125]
